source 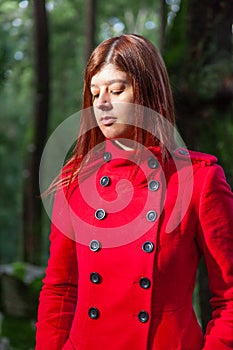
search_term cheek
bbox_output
[115,103,136,123]
[93,106,101,121]
[123,92,134,104]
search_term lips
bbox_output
[101,116,117,126]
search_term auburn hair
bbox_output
[47,34,176,193]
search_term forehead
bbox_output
[91,64,129,86]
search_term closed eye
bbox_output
[111,90,123,95]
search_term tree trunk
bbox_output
[160,0,166,53]
[85,0,97,62]
[22,0,50,265]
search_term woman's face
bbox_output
[90,64,136,142]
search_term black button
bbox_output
[146,210,157,222]
[103,152,112,162]
[90,240,101,252]
[148,180,160,191]
[142,241,154,253]
[138,311,149,323]
[140,277,151,289]
[88,307,99,319]
[100,176,110,187]
[95,208,106,220]
[148,157,158,169]
[90,272,101,284]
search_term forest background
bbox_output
[0,0,232,349]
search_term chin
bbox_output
[100,125,134,141]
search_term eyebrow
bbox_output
[90,79,128,88]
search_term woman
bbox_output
[36,34,233,350]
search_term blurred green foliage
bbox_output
[0,0,164,264]
[1,316,35,350]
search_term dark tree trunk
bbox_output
[22,0,50,265]
[85,0,97,62]
[160,0,167,53]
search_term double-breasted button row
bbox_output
[90,273,150,290]
[103,152,159,169]
[90,236,155,256]
[95,208,157,222]
[88,307,149,323]
[87,152,156,325]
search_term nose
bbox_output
[95,91,112,110]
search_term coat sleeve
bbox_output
[35,189,78,350]
[197,164,233,349]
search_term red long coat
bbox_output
[36,141,233,350]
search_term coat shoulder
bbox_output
[173,148,217,166]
